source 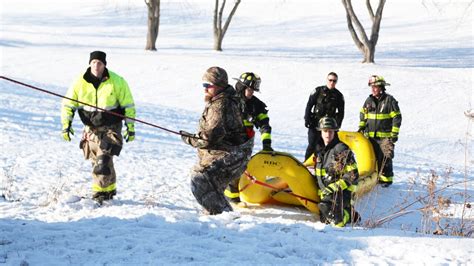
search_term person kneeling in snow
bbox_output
[180,66,254,215]
[314,116,360,227]
[61,51,136,204]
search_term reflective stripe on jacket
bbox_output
[359,92,401,139]
[314,136,359,192]
[242,95,272,143]
[61,68,136,128]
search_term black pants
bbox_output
[305,128,323,161]
[369,138,394,180]
[318,189,352,225]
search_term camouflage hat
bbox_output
[202,66,228,88]
[317,116,339,130]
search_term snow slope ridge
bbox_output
[1,0,473,264]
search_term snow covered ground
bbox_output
[1,0,473,264]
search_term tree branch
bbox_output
[366,0,375,22]
[221,0,241,39]
[342,0,368,51]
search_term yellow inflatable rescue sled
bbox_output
[238,131,379,213]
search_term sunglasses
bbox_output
[328,79,338,83]
[202,83,214,89]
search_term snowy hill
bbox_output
[1,0,473,264]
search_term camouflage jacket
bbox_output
[186,86,251,166]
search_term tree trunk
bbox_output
[212,0,241,51]
[214,36,223,51]
[342,0,386,63]
[145,0,160,51]
[363,45,375,63]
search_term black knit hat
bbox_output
[89,51,107,65]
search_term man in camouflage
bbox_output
[181,66,253,215]
[61,51,136,204]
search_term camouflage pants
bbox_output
[80,123,123,195]
[190,139,253,215]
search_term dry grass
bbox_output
[361,110,474,237]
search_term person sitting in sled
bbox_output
[225,72,273,204]
[314,116,360,227]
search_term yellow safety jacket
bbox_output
[61,68,135,128]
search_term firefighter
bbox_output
[61,51,136,204]
[359,75,402,187]
[304,72,345,161]
[314,117,359,227]
[224,72,273,203]
[180,67,254,215]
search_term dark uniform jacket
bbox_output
[314,136,358,194]
[305,86,345,128]
[359,92,402,140]
[242,96,272,145]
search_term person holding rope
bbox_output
[358,75,402,187]
[314,116,359,227]
[61,51,136,204]
[180,66,253,215]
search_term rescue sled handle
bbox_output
[0,75,201,139]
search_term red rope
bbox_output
[242,170,318,204]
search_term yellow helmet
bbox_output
[368,75,390,87]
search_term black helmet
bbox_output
[235,72,261,92]
[317,116,339,130]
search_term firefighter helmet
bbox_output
[317,116,339,130]
[368,75,390,87]
[237,72,261,91]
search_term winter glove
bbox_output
[391,136,398,143]
[124,123,135,142]
[262,142,273,151]
[357,127,364,133]
[305,119,315,129]
[61,121,74,142]
[180,130,194,145]
[321,186,335,198]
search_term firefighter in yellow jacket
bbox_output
[61,51,136,204]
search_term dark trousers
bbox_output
[305,128,323,161]
[369,138,394,180]
[318,189,352,225]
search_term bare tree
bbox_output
[213,0,241,51]
[342,0,386,63]
[145,0,160,51]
